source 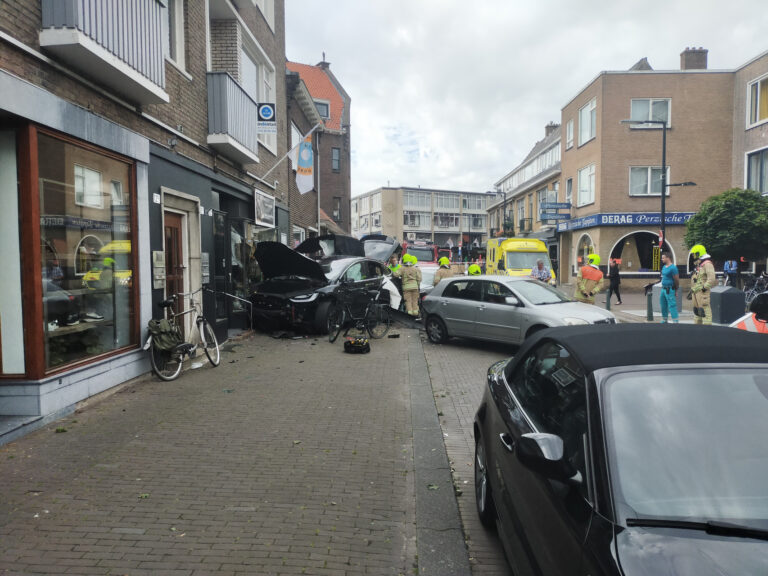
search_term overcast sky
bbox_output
[285,1,768,197]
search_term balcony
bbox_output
[207,72,260,165]
[39,0,168,106]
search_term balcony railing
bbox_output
[40,0,168,105]
[207,72,260,165]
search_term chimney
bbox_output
[680,47,708,70]
[545,122,560,138]
[317,52,331,70]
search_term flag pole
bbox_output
[316,131,321,233]
[261,122,323,181]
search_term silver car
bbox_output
[422,275,616,345]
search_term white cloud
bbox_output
[286,1,768,196]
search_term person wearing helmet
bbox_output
[468,264,482,276]
[731,292,768,333]
[394,253,422,317]
[689,244,717,325]
[433,257,454,286]
[574,253,604,304]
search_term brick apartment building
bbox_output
[286,59,351,234]
[492,47,768,288]
[0,1,297,429]
[352,187,491,250]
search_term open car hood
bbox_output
[254,241,327,282]
[295,234,365,259]
[360,234,401,263]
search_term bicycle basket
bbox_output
[147,318,182,351]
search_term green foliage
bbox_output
[684,188,768,260]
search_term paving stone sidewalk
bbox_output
[0,330,457,575]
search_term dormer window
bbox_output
[315,100,330,119]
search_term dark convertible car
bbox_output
[474,323,768,575]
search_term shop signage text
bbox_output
[556,212,695,232]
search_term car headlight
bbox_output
[290,292,319,303]
[563,317,589,326]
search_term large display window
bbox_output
[37,132,137,370]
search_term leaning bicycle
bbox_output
[144,288,220,381]
[327,280,392,343]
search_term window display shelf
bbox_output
[46,319,113,337]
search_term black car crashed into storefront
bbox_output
[249,235,400,333]
[474,323,768,575]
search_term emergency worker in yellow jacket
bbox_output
[574,254,604,304]
[395,253,422,317]
[690,244,717,325]
[433,257,454,286]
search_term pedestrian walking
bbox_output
[659,252,680,323]
[690,244,717,325]
[574,254,603,304]
[606,259,622,305]
[529,259,552,283]
[433,257,454,286]
[394,253,422,318]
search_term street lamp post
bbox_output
[621,119,696,254]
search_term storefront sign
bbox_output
[556,212,695,232]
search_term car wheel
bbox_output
[525,324,547,339]
[475,433,497,529]
[425,315,448,344]
[313,301,332,334]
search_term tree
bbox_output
[684,188,768,261]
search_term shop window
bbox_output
[38,132,136,371]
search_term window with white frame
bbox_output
[361,196,369,213]
[241,41,276,151]
[565,178,573,206]
[404,211,429,228]
[536,187,547,221]
[433,213,459,228]
[165,0,185,69]
[578,98,596,146]
[577,164,595,206]
[291,122,302,150]
[747,148,768,194]
[435,193,460,210]
[748,74,768,126]
[517,200,525,223]
[462,195,485,210]
[630,98,671,127]
[371,192,381,212]
[629,166,669,196]
[332,197,342,222]
[351,200,358,216]
[111,180,124,205]
[372,212,381,228]
[292,225,305,246]
[462,214,485,229]
[403,190,431,210]
[332,147,340,172]
[566,119,574,149]
[74,164,103,208]
[252,0,275,30]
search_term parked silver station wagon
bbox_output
[422,275,616,345]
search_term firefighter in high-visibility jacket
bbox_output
[690,244,717,325]
[574,253,604,304]
[433,257,454,286]
[394,253,422,317]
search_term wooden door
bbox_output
[164,212,184,306]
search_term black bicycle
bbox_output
[327,279,392,343]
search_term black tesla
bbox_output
[474,323,768,575]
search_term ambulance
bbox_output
[485,237,556,284]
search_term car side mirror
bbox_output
[516,433,580,484]
[504,296,520,306]
[498,260,505,270]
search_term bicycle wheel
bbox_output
[366,303,392,339]
[327,304,345,343]
[150,341,183,381]
[200,318,220,366]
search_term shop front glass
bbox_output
[38,133,136,370]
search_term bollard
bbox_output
[605,294,611,311]
[646,291,654,321]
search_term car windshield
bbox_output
[603,368,768,526]
[323,259,354,281]
[506,252,552,270]
[363,240,394,262]
[408,247,435,262]
[510,280,570,305]
[420,268,436,286]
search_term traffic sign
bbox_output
[539,202,571,210]
[540,212,570,220]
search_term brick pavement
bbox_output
[0,332,427,575]
[421,336,513,576]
